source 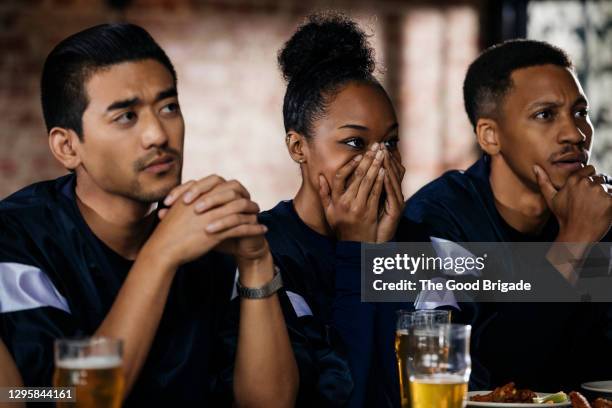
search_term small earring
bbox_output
[296,158,305,164]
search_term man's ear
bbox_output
[285,130,308,164]
[48,127,82,170]
[475,118,501,156]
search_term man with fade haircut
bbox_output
[402,39,612,391]
[0,23,298,406]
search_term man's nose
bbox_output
[557,114,588,146]
[141,112,169,149]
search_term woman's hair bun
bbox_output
[278,12,375,83]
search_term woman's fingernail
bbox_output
[379,168,385,176]
[163,194,173,205]
[371,142,379,151]
[375,150,384,160]
[206,222,218,232]
[195,202,207,212]
[183,192,193,203]
[354,155,363,162]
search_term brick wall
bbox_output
[0,0,479,209]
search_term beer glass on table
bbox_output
[395,310,451,408]
[53,337,124,408]
[408,324,471,408]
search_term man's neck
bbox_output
[293,183,334,238]
[489,156,551,235]
[75,177,156,261]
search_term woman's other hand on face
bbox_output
[318,143,386,242]
[376,147,405,242]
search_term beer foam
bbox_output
[411,374,467,384]
[57,355,122,370]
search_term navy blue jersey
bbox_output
[260,200,415,408]
[0,174,240,406]
[403,155,612,391]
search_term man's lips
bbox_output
[551,152,588,171]
[143,156,175,174]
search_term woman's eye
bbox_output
[575,108,589,119]
[384,138,399,150]
[115,111,136,125]
[161,102,180,115]
[534,110,554,120]
[344,138,365,149]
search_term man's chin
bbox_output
[547,166,578,190]
[132,175,180,203]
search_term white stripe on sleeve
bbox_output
[286,291,313,317]
[0,262,70,314]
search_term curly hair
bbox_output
[278,12,381,137]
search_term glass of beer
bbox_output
[408,324,471,408]
[53,337,124,408]
[395,310,451,408]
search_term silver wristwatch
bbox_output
[236,267,283,299]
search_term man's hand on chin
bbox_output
[534,164,612,284]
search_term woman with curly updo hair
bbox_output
[259,12,407,407]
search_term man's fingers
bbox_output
[163,179,197,206]
[533,164,558,208]
[332,154,364,201]
[319,175,332,209]
[206,213,259,233]
[206,179,251,200]
[180,174,229,204]
[193,186,251,213]
[574,164,597,178]
[202,198,260,228]
[589,175,612,195]
[590,174,610,186]
[216,223,268,240]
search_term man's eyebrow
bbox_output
[107,97,140,112]
[572,95,588,107]
[526,100,563,110]
[527,95,589,111]
[105,88,177,112]
[156,87,178,102]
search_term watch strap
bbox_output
[236,267,283,299]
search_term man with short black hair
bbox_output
[403,39,611,391]
[0,23,298,406]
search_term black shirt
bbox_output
[0,175,240,405]
[403,155,612,392]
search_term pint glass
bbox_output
[408,324,471,408]
[53,337,124,408]
[395,310,451,408]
